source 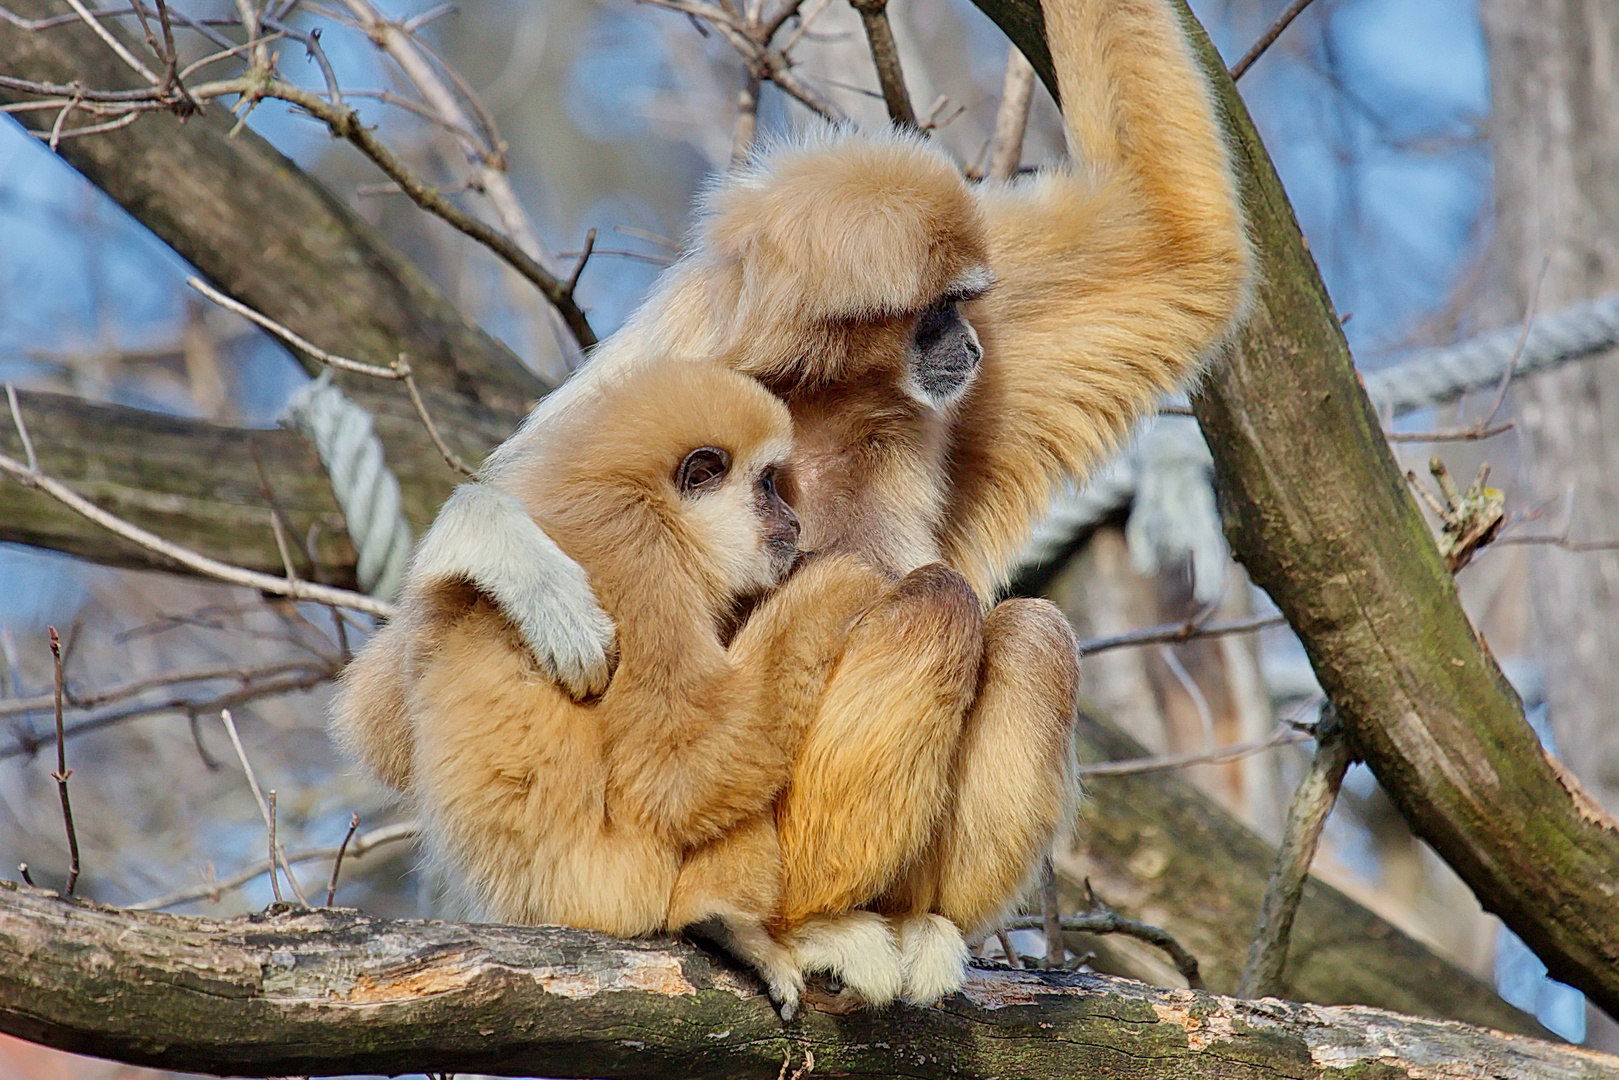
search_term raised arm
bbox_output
[941,0,1252,587]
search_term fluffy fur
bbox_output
[334,360,900,1013]
[339,0,1252,1009]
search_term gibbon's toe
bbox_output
[787,911,904,1006]
[896,913,969,1006]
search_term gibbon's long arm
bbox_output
[940,0,1251,591]
[461,0,1248,687]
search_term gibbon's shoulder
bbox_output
[697,124,990,321]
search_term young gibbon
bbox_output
[334,359,923,1015]
[344,0,1251,1008]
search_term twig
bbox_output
[18,863,33,886]
[267,509,301,583]
[996,929,1021,969]
[0,666,336,763]
[5,385,36,473]
[1389,263,1544,446]
[848,0,915,128]
[130,821,418,911]
[48,628,80,897]
[185,277,472,475]
[231,0,269,73]
[776,0,831,53]
[1079,613,1286,655]
[1229,0,1319,81]
[1386,420,1514,443]
[0,446,392,617]
[46,91,80,150]
[1007,885,1204,990]
[731,62,763,166]
[186,277,396,378]
[63,0,160,83]
[1492,533,1619,552]
[986,46,1034,181]
[0,660,333,721]
[1039,857,1062,968]
[333,0,586,356]
[1237,707,1355,999]
[564,228,596,295]
[1075,725,1311,778]
[1478,259,1550,430]
[266,790,283,903]
[219,709,310,905]
[393,356,473,476]
[326,812,361,906]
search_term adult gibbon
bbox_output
[344,0,1251,1007]
[334,359,916,1014]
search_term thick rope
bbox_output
[280,373,412,600]
[1364,292,1619,414]
[1016,292,1619,591]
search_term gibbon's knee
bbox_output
[924,597,1082,937]
[776,563,984,925]
[666,814,782,932]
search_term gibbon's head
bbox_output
[697,127,993,404]
[512,360,801,621]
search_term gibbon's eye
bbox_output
[677,446,731,494]
[759,465,779,498]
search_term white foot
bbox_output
[895,913,968,1005]
[787,911,903,1005]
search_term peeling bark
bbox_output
[0,884,1610,1079]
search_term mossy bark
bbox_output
[0,884,1609,1080]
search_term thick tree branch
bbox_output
[0,883,1609,1080]
[968,0,1619,1020]
[0,389,488,585]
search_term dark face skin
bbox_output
[678,445,802,643]
[909,297,983,403]
[756,463,800,576]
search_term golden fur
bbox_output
[335,361,898,1011]
[336,0,1251,1010]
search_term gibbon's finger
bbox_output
[409,483,618,698]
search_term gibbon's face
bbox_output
[675,443,800,601]
[902,266,993,408]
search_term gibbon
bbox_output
[344,0,1251,1008]
[334,358,921,1015]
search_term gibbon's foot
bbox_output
[682,915,805,1020]
[787,910,904,1007]
[895,913,970,1005]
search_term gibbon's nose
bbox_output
[774,503,801,551]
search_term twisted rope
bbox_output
[280,373,412,600]
[1017,292,1619,589]
[1364,292,1619,414]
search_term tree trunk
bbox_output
[0,884,1608,1079]
[1479,0,1619,1046]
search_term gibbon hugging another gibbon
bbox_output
[337,358,931,1014]
[333,0,1251,1011]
